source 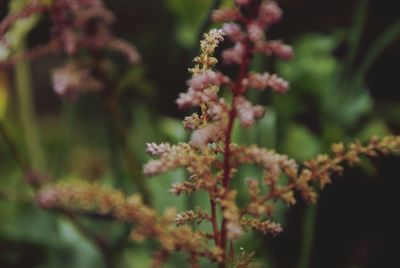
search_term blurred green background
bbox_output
[0,0,399,267]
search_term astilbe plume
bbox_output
[142,0,400,266]
[31,0,400,267]
[0,0,139,99]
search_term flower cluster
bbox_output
[144,0,296,264]
[37,180,223,263]
[14,0,399,267]
[0,0,139,99]
[142,1,400,266]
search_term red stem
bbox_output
[219,39,252,266]
[210,198,220,246]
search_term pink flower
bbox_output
[190,124,225,148]
[268,74,289,93]
[52,63,102,100]
[146,143,172,156]
[234,96,265,128]
[222,42,245,65]
[247,23,264,43]
[235,0,251,5]
[244,72,289,93]
[212,8,239,23]
[259,1,282,26]
[222,23,245,42]
[176,87,218,109]
[187,70,227,91]
[256,40,294,61]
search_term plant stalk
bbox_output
[14,39,46,172]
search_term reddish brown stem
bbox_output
[210,198,221,246]
[219,38,253,266]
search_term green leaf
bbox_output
[282,124,321,161]
[357,119,391,141]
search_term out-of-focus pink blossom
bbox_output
[52,63,102,100]
[212,8,239,23]
[244,72,289,93]
[235,0,251,5]
[259,1,282,26]
[247,23,264,43]
[146,143,172,156]
[187,70,227,91]
[256,40,294,61]
[222,42,245,65]
[190,124,224,148]
[222,23,245,42]
[234,96,265,128]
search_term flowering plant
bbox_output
[0,0,399,267]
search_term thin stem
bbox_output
[298,204,317,268]
[103,96,152,205]
[219,39,253,265]
[341,0,369,83]
[15,40,46,171]
[210,198,220,246]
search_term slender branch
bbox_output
[298,205,317,268]
[210,197,220,246]
[102,95,152,205]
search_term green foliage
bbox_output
[166,0,212,47]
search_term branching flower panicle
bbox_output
[142,0,400,266]
[0,0,140,99]
[10,1,398,267]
